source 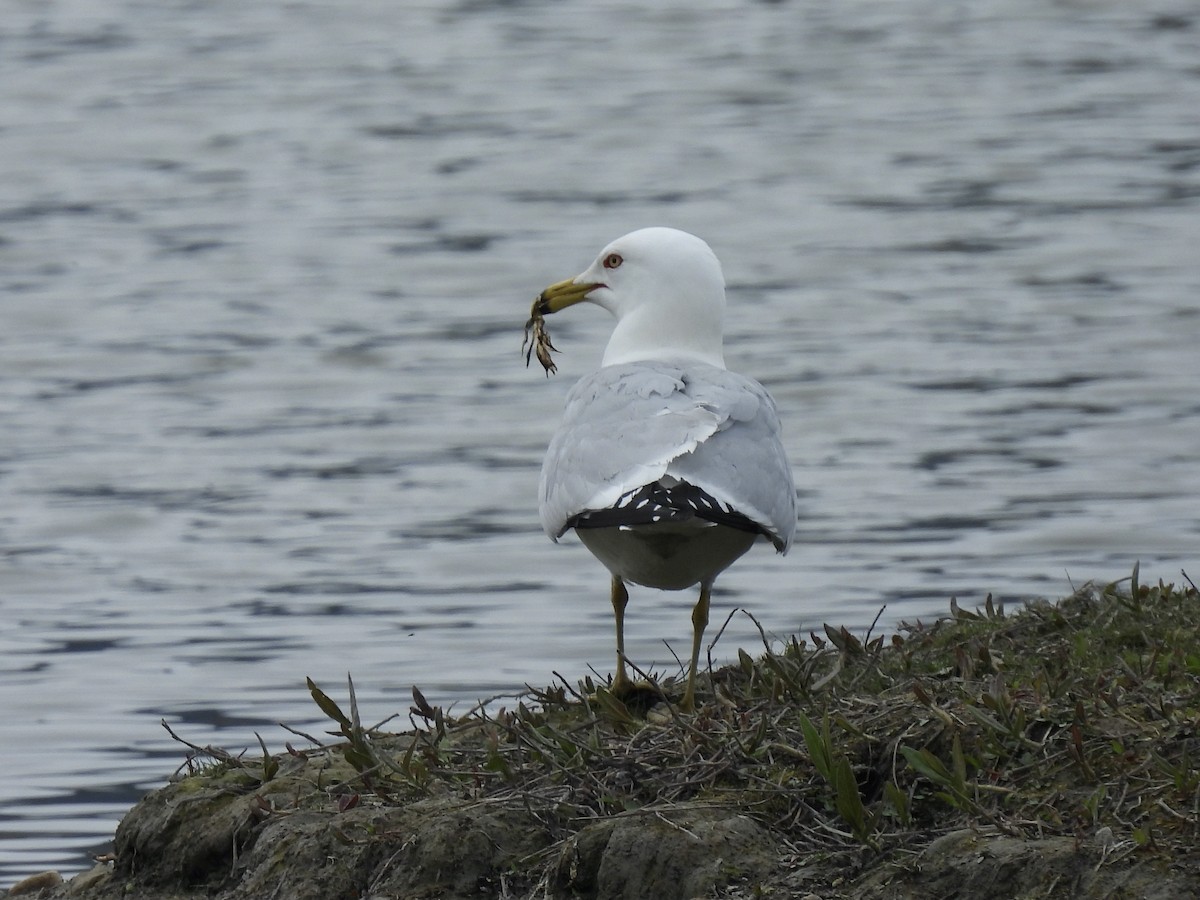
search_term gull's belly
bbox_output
[575,521,759,590]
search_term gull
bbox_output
[532,227,795,710]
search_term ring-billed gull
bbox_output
[531,227,795,710]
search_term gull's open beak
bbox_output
[532,278,601,317]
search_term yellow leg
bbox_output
[682,581,712,711]
[610,576,631,694]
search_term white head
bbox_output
[536,227,727,369]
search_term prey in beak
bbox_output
[523,277,601,376]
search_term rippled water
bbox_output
[2,0,1198,885]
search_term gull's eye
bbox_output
[603,253,623,270]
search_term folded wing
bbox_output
[538,361,796,553]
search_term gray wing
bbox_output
[538,361,796,552]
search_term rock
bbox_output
[9,870,63,896]
[855,830,1194,900]
[66,865,110,896]
[553,811,777,899]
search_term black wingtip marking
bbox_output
[568,480,770,538]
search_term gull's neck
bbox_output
[600,304,726,369]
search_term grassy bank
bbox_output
[26,567,1200,899]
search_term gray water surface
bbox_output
[2,0,1199,885]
